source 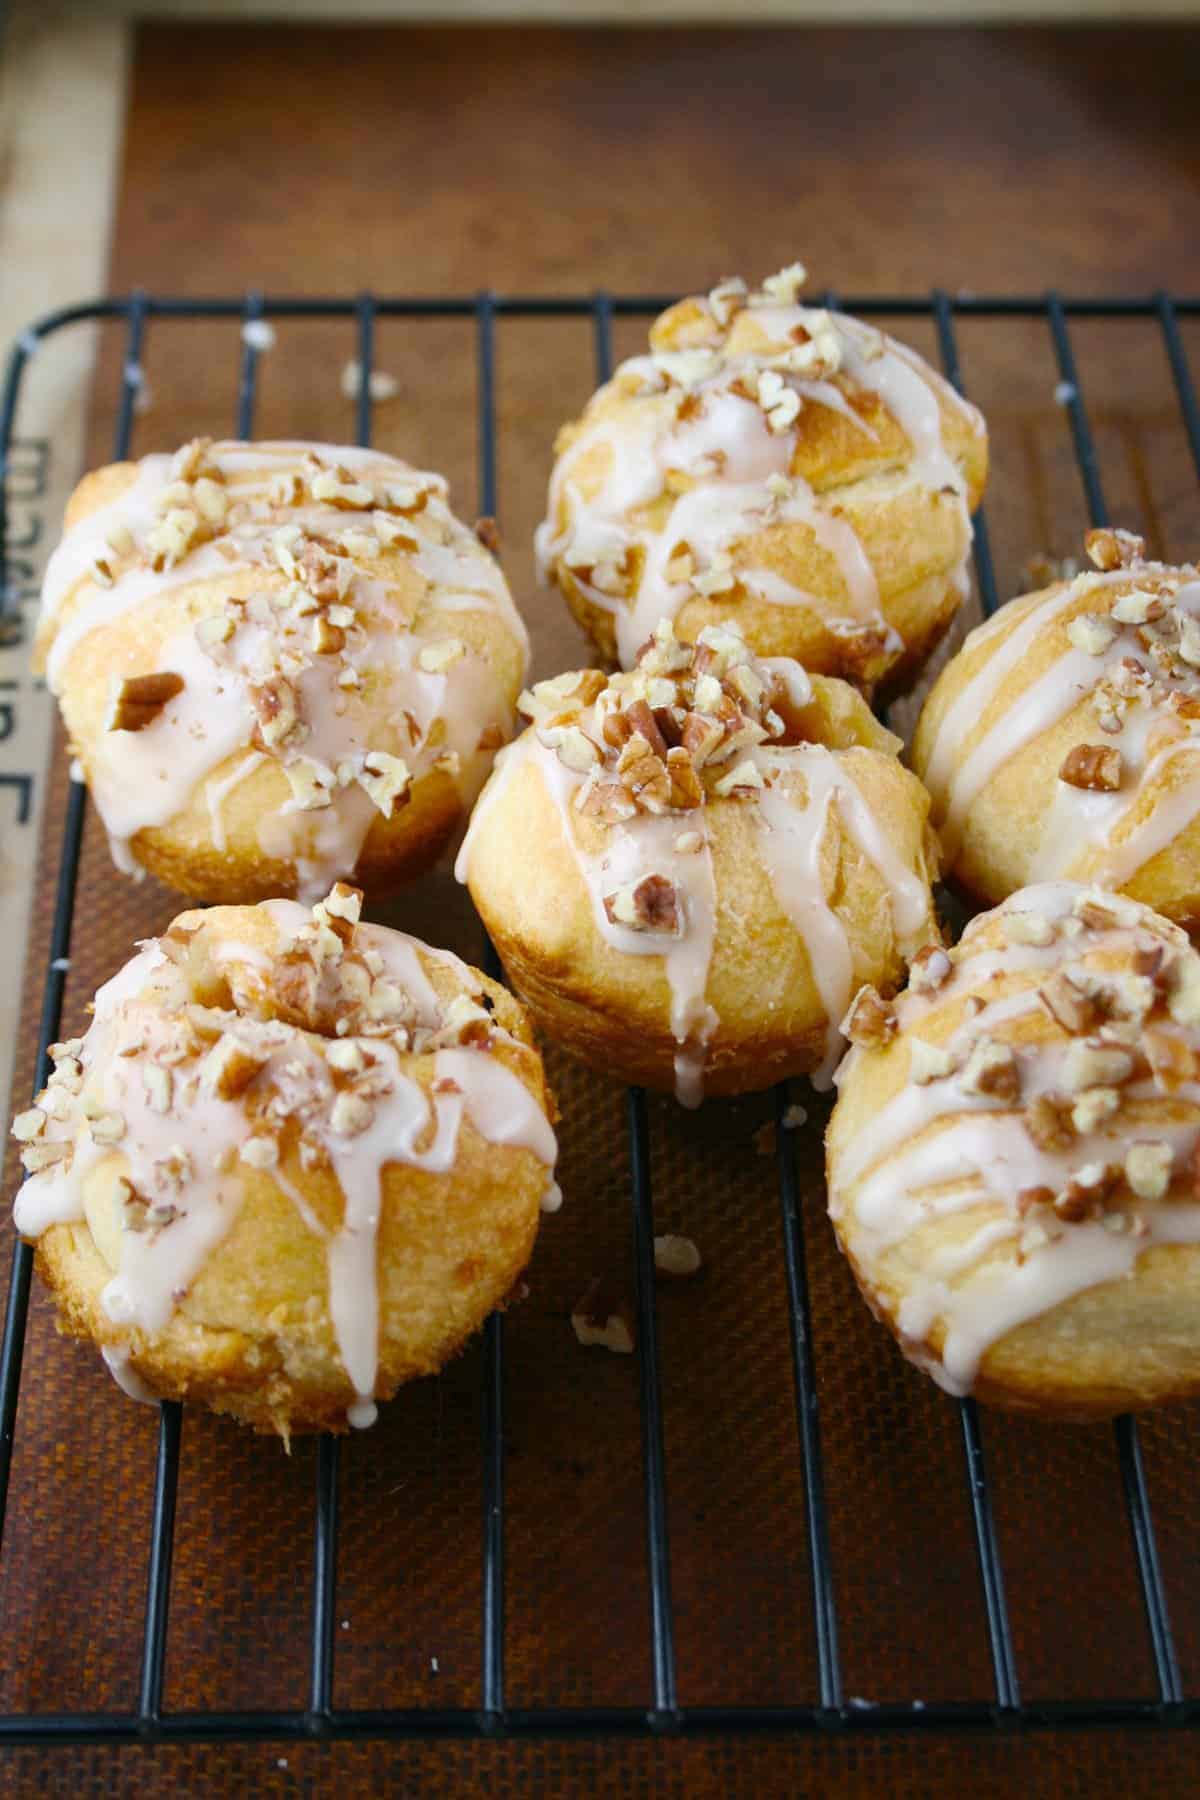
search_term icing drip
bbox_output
[206,752,266,855]
[756,746,931,1084]
[508,735,721,1109]
[41,440,526,896]
[13,896,558,1428]
[537,281,979,672]
[101,1344,160,1406]
[830,882,1200,1395]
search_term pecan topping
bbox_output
[1059,744,1123,791]
[358,751,412,818]
[105,672,184,733]
[1038,970,1102,1035]
[622,698,670,761]
[908,1038,958,1084]
[202,1035,268,1100]
[653,1234,702,1278]
[1143,1027,1196,1093]
[1085,527,1146,572]
[908,944,953,994]
[474,515,501,555]
[959,1037,1020,1103]
[1066,612,1120,656]
[840,986,896,1049]
[251,677,301,750]
[571,1276,636,1353]
[1126,1141,1173,1201]
[1062,1040,1135,1092]
[604,874,681,935]
[1024,1093,1075,1152]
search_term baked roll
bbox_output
[10,887,558,1437]
[536,263,988,694]
[35,439,528,903]
[456,619,940,1103]
[827,882,1200,1416]
[913,529,1200,928]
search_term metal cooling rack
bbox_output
[0,288,1198,1747]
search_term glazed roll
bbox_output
[457,619,940,1103]
[913,530,1200,928]
[35,439,528,902]
[10,887,558,1436]
[827,882,1200,1416]
[537,263,988,694]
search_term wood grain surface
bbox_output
[4,22,1200,1797]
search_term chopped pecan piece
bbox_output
[1066,612,1120,656]
[616,734,671,810]
[680,711,725,769]
[571,1276,636,1354]
[1062,1040,1135,1092]
[665,746,702,809]
[576,779,638,823]
[959,1037,1020,1103]
[840,986,896,1049]
[604,874,681,935]
[909,1038,958,1083]
[908,944,953,994]
[1143,1027,1196,1093]
[653,1234,702,1279]
[10,1108,46,1143]
[1038,970,1101,1035]
[202,1035,268,1100]
[316,882,363,941]
[1002,909,1056,948]
[1125,1141,1173,1202]
[105,672,184,733]
[358,751,412,818]
[622,699,670,761]
[1024,1093,1076,1152]
[1085,527,1146,572]
[330,1091,373,1137]
[474,515,501,555]
[251,677,301,750]
[311,616,346,656]
[1071,1087,1120,1134]
[1059,744,1123,791]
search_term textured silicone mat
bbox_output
[1,295,1198,1794]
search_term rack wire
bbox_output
[0,289,1198,1746]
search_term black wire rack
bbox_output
[0,288,1199,1749]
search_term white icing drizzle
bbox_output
[14,901,558,1428]
[923,566,1200,877]
[830,882,1200,1395]
[40,440,527,898]
[756,745,932,1083]
[537,287,979,671]
[206,752,266,855]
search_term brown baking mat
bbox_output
[2,281,1199,1795]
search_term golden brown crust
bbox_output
[539,272,987,694]
[14,899,555,1438]
[39,444,527,905]
[827,884,1200,1417]
[463,632,940,1099]
[913,545,1200,929]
